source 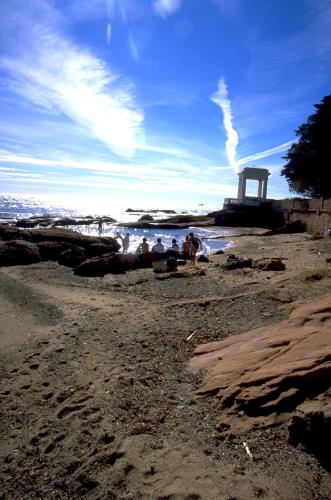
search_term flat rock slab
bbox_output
[190,293,331,436]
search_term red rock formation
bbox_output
[190,294,331,436]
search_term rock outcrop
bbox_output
[190,294,331,439]
[288,392,331,467]
[15,215,117,228]
[0,225,120,268]
[74,252,173,277]
[37,241,75,261]
[254,258,286,271]
[138,215,154,222]
[209,203,285,229]
[58,246,87,268]
[0,240,41,266]
[221,255,253,270]
[121,215,215,229]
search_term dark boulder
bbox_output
[197,255,209,263]
[126,208,176,214]
[221,255,253,270]
[74,255,113,277]
[37,241,75,261]
[255,258,286,271]
[1,225,118,250]
[87,243,116,258]
[16,217,54,228]
[159,214,213,224]
[211,202,285,229]
[0,240,41,266]
[107,253,139,274]
[0,224,33,242]
[0,225,121,268]
[58,246,87,268]
[52,216,116,227]
[214,249,224,255]
[137,252,165,269]
[74,251,162,276]
[138,214,154,222]
[288,396,331,468]
[16,219,38,228]
[28,228,120,252]
[152,257,178,273]
[164,249,178,259]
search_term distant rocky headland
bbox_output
[0,204,286,230]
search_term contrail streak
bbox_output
[211,77,239,173]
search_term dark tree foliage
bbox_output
[281,95,331,198]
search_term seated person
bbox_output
[171,238,179,252]
[137,237,149,254]
[152,238,165,253]
[165,238,179,258]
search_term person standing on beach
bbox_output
[117,233,130,253]
[182,235,190,260]
[98,219,103,236]
[188,232,201,266]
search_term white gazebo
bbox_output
[237,167,270,201]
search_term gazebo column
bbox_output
[258,180,263,198]
[236,167,270,203]
[242,178,247,199]
[237,173,244,200]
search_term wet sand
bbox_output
[0,232,331,499]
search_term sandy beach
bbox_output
[1,231,331,499]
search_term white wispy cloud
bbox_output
[0,148,215,182]
[237,141,293,167]
[0,151,185,178]
[153,0,182,18]
[0,167,236,198]
[0,147,239,200]
[211,77,239,173]
[0,1,144,158]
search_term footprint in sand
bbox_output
[46,383,95,420]
[43,434,66,454]
[42,391,54,400]
[57,404,86,419]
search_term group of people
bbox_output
[117,232,201,266]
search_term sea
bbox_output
[0,194,234,255]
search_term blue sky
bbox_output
[0,0,330,211]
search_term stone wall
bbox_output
[277,198,331,235]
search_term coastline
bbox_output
[0,231,330,498]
